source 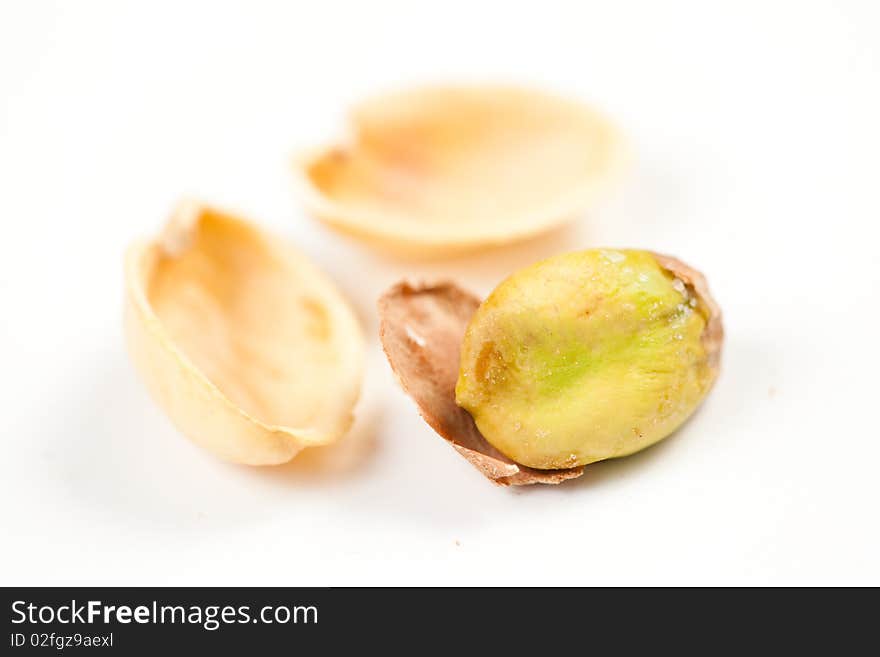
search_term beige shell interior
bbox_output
[297,86,626,252]
[124,202,364,465]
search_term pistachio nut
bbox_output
[379,250,722,484]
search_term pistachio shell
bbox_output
[124,202,364,465]
[378,281,584,485]
[296,85,626,253]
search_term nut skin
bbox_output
[455,249,722,470]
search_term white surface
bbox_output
[2,0,879,586]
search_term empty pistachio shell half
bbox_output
[379,250,722,485]
[124,202,364,465]
[378,282,584,485]
[296,85,626,253]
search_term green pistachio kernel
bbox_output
[455,249,720,470]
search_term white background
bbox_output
[2,0,879,586]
